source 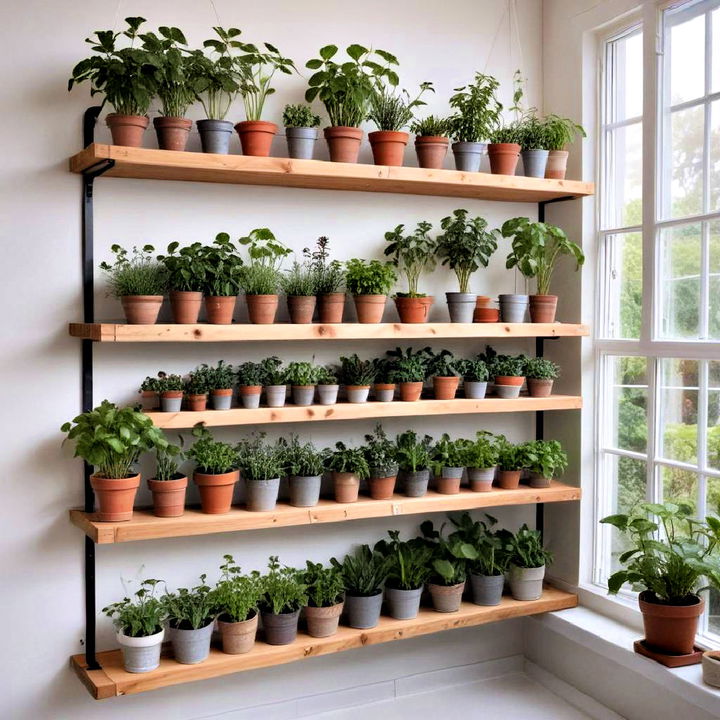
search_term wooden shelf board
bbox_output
[69,144,594,202]
[70,587,577,699]
[70,481,580,544]
[68,321,589,343]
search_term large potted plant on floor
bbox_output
[198,233,245,324]
[501,217,585,323]
[301,561,345,638]
[345,259,396,324]
[411,115,451,169]
[103,578,167,673]
[281,259,317,324]
[61,400,167,521]
[525,357,559,397]
[601,502,720,656]
[542,114,586,179]
[236,434,283,511]
[339,353,376,403]
[363,424,399,500]
[148,440,187,517]
[69,17,158,147]
[395,430,434,497]
[523,439,568,488]
[281,435,326,507]
[307,236,346,323]
[430,433,465,494]
[164,575,216,664]
[259,556,308,645]
[383,221,436,323]
[282,103,321,159]
[157,242,206,324]
[436,209,499,323]
[505,524,553,601]
[326,441,370,503]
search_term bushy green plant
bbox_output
[420,520,478,585]
[375,530,433,590]
[326,441,370,479]
[155,440,184,481]
[339,354,376,386]
[103,578,166,637]
[364,424,398,478]
[505,524,554,569]
[146,371,184,393]
[491,354,528,378]
[236,361,264,387]
[523,439,568,479]
[259,356,286,386]
[186,423,237,474]
[100,244,168,298]
[386,346,432,383]
[239,228,291,295]
[260,556,308,615]
[496,437,527,472]
[456,357,489,382]
[410,115,451,137]
[197,233,245,297]
[449,512,510,576]
[383,221,436,297]
[489,122,523,145]
[430,434,465,473]
[448,72,502,142]
[281,261,317,297]
[280,435,326,477]
[163,574,215,629]
[344,259,397,296]
[236,434,283,481]
[460,432,498,469]
[330,544,390,596]
[371,356,398,384]
[427,349,458,378]
[543,114,586,151]
[368,82,433,131]
[212,555,262,623]
[285,361,321,386]
[158,241,206,292]
[395,430,433,472]
[183,369,209,395]
[316,365,339,385]
[517,113,549,150]
[301,561,344,607]
[282,103,321,128]
[524,357,559,380]
[305,237,345,294]
[203,360,234,390]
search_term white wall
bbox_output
[0,1,551,718]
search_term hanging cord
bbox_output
[208,0,222,26]
[482,1,510,74]
[111,0,123,33]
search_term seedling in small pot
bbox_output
[460,431,499,491]
[259,356,287,408]
[316,365,340,405]
[395,430,434,497]
[305,237,346,323]
[149,440,187,517]
[386,346,432,401]
[280,435,326,507]
[504,524,554,601]
[490,354,528,399]
[197,233,245,324]
[281,260,317,323]
[235,361,264,409]
[286,361,322,406]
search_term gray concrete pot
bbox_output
[265,385,287,408]
[467,466,496,492]
[529,471,552,488]
[245,477,280,511]
[400,468,430,497]
[509,564,545,601]
[428,581,465,613]
[446,292,477,323]
[117,628,164,673]
[262,608,300,645]
[521,149,550,178]
[499,294,529,323]
[452,141,485,172]
[464,380,488,399]
[494,383,522,399]
[197,119,234,154]
[288,474,322,507]
[386,586,423,620]
[239,388,261,409]
[345,591,383,629]
[346,385,370,403]
[160,392,183,412]
[292,385,316,406]
[211,390,233,410]
[470,573,505,606]
[286,127,318,159]
[316,384,339,405]
[373,384,396,402]
[169,619,214,664]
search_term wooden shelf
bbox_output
[70,481,580,544]
[69,321,589,343]
[69,144,594,202]
[71,587,577,699]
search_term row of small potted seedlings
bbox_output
[102,218,584,326]
[104,514,554,673]
[70,20,585,177]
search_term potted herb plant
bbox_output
[100,244,168,325]
[236,360,264,409]
[61,400,167,521]
[301,561,345,638]
[542,114,586,179]
[517,113,550,178]
[395,430,433,497]
[205,360,234,410]
[236,434,283,511]
[505,524,553,601]
[282,103,321,159]
[148,440,187,517]
[198,233,245,324]
[103,579,166,673]
[501,217,585,323]
[150,371,185,412]
[281,260,317,324]
[487,122,523,175]
[427,350,460,400]
[363,424,399,500]
[306,236,346,323]
[164,575,216,664]
[461,431,498,492]
[345,259,396,324]
[326,441,370,503]
[386,346,432,401]
[138,376,158,411]
[316,365,340,405]
[525,357,559,397]
[430,434,465,494]
[281,435,326,507]
[383,221,436,323]
[184,368,211,411]
[496,437,525,489]
[436,209,499,323]
[411,115,451,169]
[259,356,287,408]
[186,423,239,514]
[457,357,489,400]
[491,354,527,399]
[339,354,376,403]
[157,242,206,324]
[523,439,568,488]
[371,356,397,402]
[285,361,320,406]
[259,556,308,645]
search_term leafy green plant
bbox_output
[212,555,262,623]
[460,431,498,470]
[197,233,244,296]
[543,114,586,151]
[258,356,286,386]
[427,349,458,378]
[61,400,167,479]
[236,434,283,481]
[186,423,237,474]
[375,530,433,590]
[235,361,264,387]
[100,244,168,298]
[301,561,345,607]
[395,430,433,472]
[281,261,317,297]
[326,441,370,479]
[239,228,292,295]
[383,221,436,297]
[420,520,478,585]
[436,209,499,293]
[305,236,345,294]
[339,354,376,386]
[103,578,166,637]
[344,259,396,296]
[164,575,215,629]
[456,357,489,382]
[489,122,523,145]
[330,544,390,596]
[496,437,528,472]
[524,357,559,380]
[285,361,321,386]
[316,365,339,385]
[371,356,398,384]
[364,424,398,478]
[505,524,554,569]
[184,368,211,395]
[449,512,510,576]
[144,371,184,393]
[410,115,450,137]
[368,82,434,131]
[448,72,502,143]
[430,434,465,474]
[282,103,321,128]
[501,217,585,296]
[157,242,206,292]
[523,439,568,479]
[491,354,528,378]
[517,113,549,151]
[155,439,184,481]
[280,435,326,476]
[203,360,234,390]
[385,346,432,383]
[260,556,308,614]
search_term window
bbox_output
[595,1,720,641]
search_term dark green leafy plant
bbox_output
[505,524,554,569]
[236,361,264,387]
[420,520,478,585]
[204,360,234,390]
[282,103,321,128]
[186,423,237,474]
[301,561,344,607]
[316,365,339,385]
[305,237,345,294]
[236,434,283,481]
[430,434,465,474]
[100,244,168,297]
[280,435,326,476]
[368,82,434,131]
[144,371,184,393]
[395,430,433,472]
[491,354,528,378]
[326,441,370,479]
[543,114,586,151]
[427,349,457,378]
[339,354,376,386]
[448,72,502,143]
[345,259,397,296]
[524,357,559,380]
[383,221,436,297]
[330,544,390,596]
[197,233,244,297]
[385,346,432,383]
[375,530,433,590]
[164,575,215,629]
[155,439,184,481]
[258,356,286,386]
[456,357,489,382]
[103,578,166,637]
[523,439,568,479]
[285,361,321,386]
[449,512,510,576]
[281,261,316,297]
[363,424,398,478]
[410,115,450,137]
[260,556,308,615]
[157,242,206,293]
[371,356,398,384]
[212,555,262,623]
[184,368,211,396]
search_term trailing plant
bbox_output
[410,115,451,137]
[339,354,376,386]
[260,556,308,615]
[163,574,215,629]
[258,356,287,386]
[211,555,262,623]
[456,357,489,382]
[395,430,433,472]
[103,578,166,637]
[524,357,559,380]
[236,360,265,387]
[186,423,238,474]
[281,261,316,297]
[239,227,292,295]
[523,439,568,479]
[363,424,398,477]
[235,434,283,481]
[383,221,436,297]
[344,259,397,296]
[197,233,244,297]
[427,349,458,378]
[100,244,168,298]
[205,360,235,390]
[488,122,523,145]
[282,103,321,128]
[459,431,498,469]
[316,365,339,385]
[385,346,432,383]
[505,524,554,569]
[491,354,528,378]
[330,544,390,596]
[448,72,502,143]
[420,520,478,585]
[157,241,206,293]
[280,435,326,477]
[430,434,466,474]
[285,361,322,386]
[305,236,345,294]
[326,441,370,479]
[374,530,433,590]
[368,82,434,131]
[449,512,511,576]
[301,561,345,607]
[517,112,549,151]
[543,114,586,151]
[155,439,184,481]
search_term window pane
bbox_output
[659,223,701,338]
[709,588,720,637]
[711,101,720,212]
[603,232,642,339]
[713,7,720,93]
[609,356,648,453]
[708,475,720,518]
[669,11,705,105]
[668,105,704,218]
[660,465,698,514]
[708,362,720,471]
[659,358,699,466]
[605,123,643,228]
[614,30,644,121]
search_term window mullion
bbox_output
[648,356,661,503]
[698,360,709,517]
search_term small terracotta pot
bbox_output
[369,130,409,166]
[140,390,158,411]
[373,383,396,402]
[153,116,192,151]
[474,307,500,323]
[205,296,236,324]
[170,290,203,324]
[234,120,278,157]
[529,294,558,323]
[488,143,521,175]
[414,136,449,169]
[187,393,208,412]
[324,126,363,163]
[317,293,345,323]
[435,473,462,494]
[494,376,525,387]
[91,473,141,522]
[368,475,397,500]
[497,470,521,489]
[218,611,258,654]
[639,591,704,656]
[545,150,569,179]
[304,601,344,638]
[287,295,316,324]
[428,582,465,613]
[433,376,460,400]
[333,471,360,503]
[399,381,424,402]
[106,114,148,147]
[394,295,434,323]
[194,470,239,514]
[121,295,163,325]
[246,294,279,324]
[527,378,554,398]
[239,385,262,409]
[147,475,188,518]
[353,294,386,323]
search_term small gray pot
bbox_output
[442,467,464,479]
[446,292,477,323]
[317,384,339,405]
[245,477,280,511]
[374,385,396,402]
[509,564,545,601]
[346,385,370,403]
[117,629,164,673]
[400,468,430,497]
[169,620,214,664]
[521,149,550,178]
[385,586,423,620]
[345,591,383,629]
[197,119,234,154]
[286,127,318,160]
[262,609,300,645]
[239,389,261,409]
[470,573,505,606]
[292,385,316,406]
[265,385,287,408]
[499,294,529,323]
[464,380,488,399]
[211,391,233,410]
[288,474,322,507]
[160,394,183,412]
[467,467,496,492]
[494,383,522,399]
[529,471,552,488]
[452,141,485,172]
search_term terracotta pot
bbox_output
[234,120,278,157]
[369,130,409,166]
[317,293,345,323]
[476,296,492,308]
[353,294,386,323]
[147,475,188,518]
[468,467,496,492]
[435,473,462,494]
[106,113,149,147]
[324,126,363,163]
[153,116,192,151]
[494,375,525,387]
[428,582,465,613]
[474,307,500,323]
[497,470,521,489]
[399,381,424,402]
[527,378,554,398]
[333,471,360,503]
[287,295,316,324]
[414,136,449,169]
[488,143,521,175]
[545,150,569,179]
[187,393,208,412]
[140,390,158,411]
[373,383,396,402]
[394,295,434,323]
[246,294,279,324]
[304,602,344,638]
[529,294,558,323]
[90,473,140,522]
[121,295,163,325]
[160,390,184,413]
[218,611,258,654]
[194,470,239,514]
[169,290,203,324]
[639,591,704,655]
[205,296,237,324]
[239,385,262,409]
[433,376,460,400]
[368,474,397,500]
[528,472,552,489]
